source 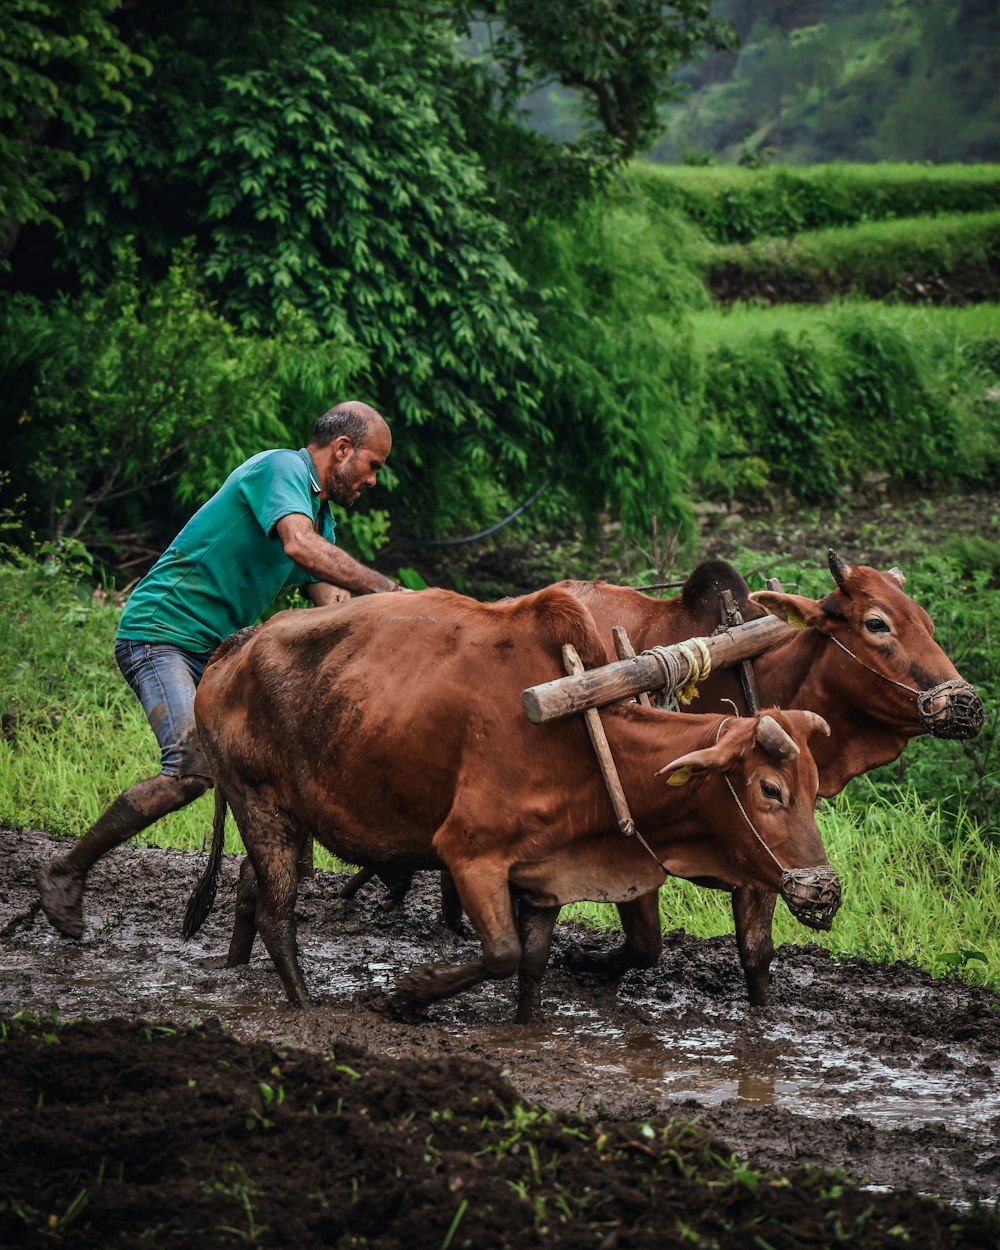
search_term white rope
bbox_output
[825,633,921,695]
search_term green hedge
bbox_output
[658,303,1000,501]
[704,211,1000,304]
[629,162,1000,244]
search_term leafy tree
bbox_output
[0,0,148,259]
[651,0,1000,164]
[471,0,738,159]
[21,6,558,535]
[3,242,284,547]
[3,1,714,553]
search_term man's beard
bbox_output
[325,463,358,508]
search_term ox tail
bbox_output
[182,785,229,939]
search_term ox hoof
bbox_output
[37,861,85,939]
[359,988,426,1023]
[566,945,636,980]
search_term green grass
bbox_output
[704,210,1000,297]
[679,297,1000,351]
[629,161,1000,244]
[564,789,1000,991]
[650,300,1000,500]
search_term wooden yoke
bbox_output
[562,644,636,837]
[523,614,790,724]
[612,626,651,707]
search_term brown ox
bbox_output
[185,587,838,1020]
[564,548,983,1003]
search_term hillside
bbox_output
[520,0,1000,166]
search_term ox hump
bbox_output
[510,585,609,672]
[682,561,757,618]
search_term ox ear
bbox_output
[655,734,745,785]
[884,566,906,587]
[750,590,825,631]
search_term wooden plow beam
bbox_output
[522,614,790,725]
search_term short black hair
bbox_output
[312,401,382,449]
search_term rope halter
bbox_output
[825,635,984,740]
[720,768,840,932]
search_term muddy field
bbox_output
[3,827,1000,1246]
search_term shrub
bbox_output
[1,242,285,551]
[679,303,1000,501]
[704,211,1000,304]
[630,163,1000,244]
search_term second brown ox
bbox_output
[566,548,984,1002]
[185,586,839,1020]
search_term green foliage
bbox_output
[630,163,1000,245]
[651,0,1000,167]
[2,241,282,547]
[705,210,1000,303]
[696,329,839,500]
[513,186,707,541]
[0,0,149,256]
[680,303,1000,502]
[471,0,737,159]
[38,8,554,537]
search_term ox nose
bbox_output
[917,680,985,740]
[779,866,841,932]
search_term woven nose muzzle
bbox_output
[780,866,841,932]
[918,680,985,740]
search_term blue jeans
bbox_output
[114,640,214,779]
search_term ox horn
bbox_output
[885,566,906,587]
[755,714,800,762]
[799,710,831,740]
[828,548,853,591]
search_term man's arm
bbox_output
[276,514,398,594]
[304,581,351,607]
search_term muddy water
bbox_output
[4,829,1000,1204]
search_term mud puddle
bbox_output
[4,828,1000,1204]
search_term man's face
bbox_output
[325,429,392,508]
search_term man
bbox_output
[37,400,404,938]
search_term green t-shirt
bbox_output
[118,447,335,652]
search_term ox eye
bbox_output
[864,617,890,635]
[760,780,782,800]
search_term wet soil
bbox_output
[707,257,1000,308]
[3,828,1000,1247]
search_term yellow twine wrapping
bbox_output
[674,637,713,706]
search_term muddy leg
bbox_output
[515,900,560,1025]
[247,833,310,1007]
[439,871,466,935]
[388,858,521,1013]
[732,887,777,1007]
[341,864,415,908]
[341,865,376,900]
[296,834,315,882]
[381,868,415,909]
[227,857,259,966]
[37,773,209,938]
[567,893,663,977]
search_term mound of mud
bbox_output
[4,1014,998,1250]
[3,829,1000,1246]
